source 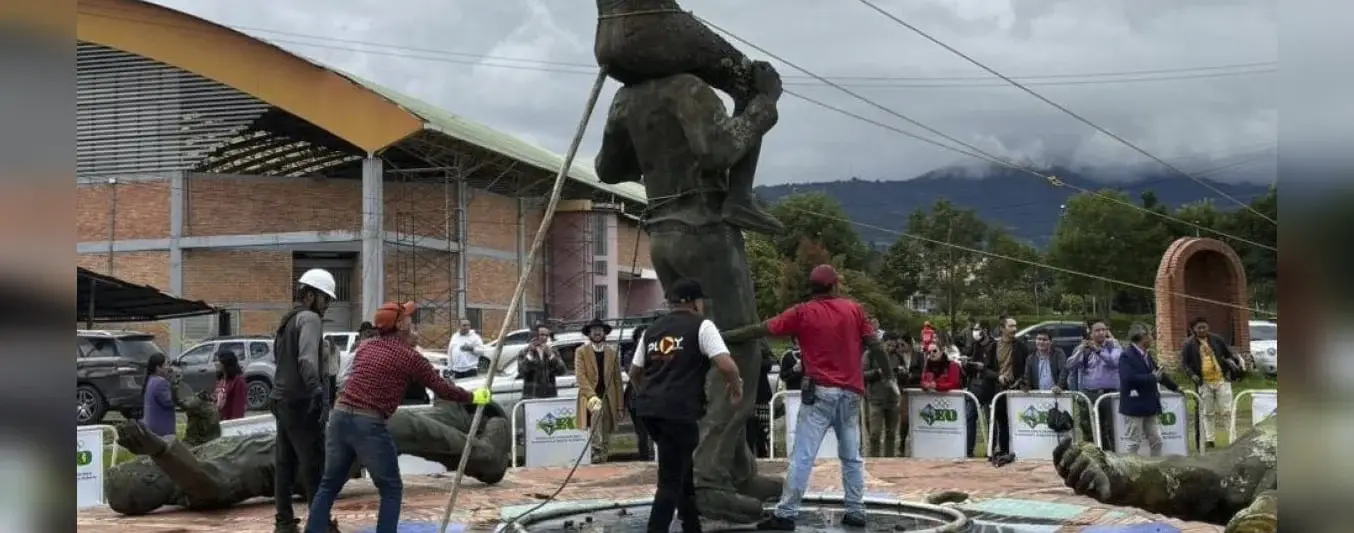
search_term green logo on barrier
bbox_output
[1159,411,1177,426]
[1019,404,1054,429]
[918,399,958,426]
[536,409,578,437]
[77,450,93,466]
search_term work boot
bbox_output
[755,513,795,531]
[841,511,868,528]
[273,518,300,533]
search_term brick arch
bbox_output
[1154,237,1250,368]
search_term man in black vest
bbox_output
[270,268,336,533]
[630,279,745,533]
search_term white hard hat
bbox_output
[297,268,338,300]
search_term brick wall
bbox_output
[466,191,520,251]
[185,174,362,236]
[616,217,653,271]
[1154,237,1251,370]
[182,250,293,304]
[77,180,171,241]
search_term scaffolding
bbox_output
[387,161,463,348]
[547,210,598,323]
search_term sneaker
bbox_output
[841,512,868,528]
[755,514,796,530]
[273,518,300,533]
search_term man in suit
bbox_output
[1179,317,1246,448]
[1118,324,1180,457]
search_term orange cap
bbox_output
[373,301,417,332]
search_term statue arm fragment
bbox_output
[596,94,642,185]
[676,83,778,172]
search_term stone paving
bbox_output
[77,459,1222,532]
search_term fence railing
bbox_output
[1091,390,1203,455]
[989,390,1093,461]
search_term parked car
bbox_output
[1015,321,1088,356]
[477,328,534,374]
[1248,320,1278,375]
[77,329,167,425]
[173,335,277,411]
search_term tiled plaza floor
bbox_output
[77,458,1222,532]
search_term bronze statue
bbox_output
[595,66,783,522]
[594,0,783,235]
[1053,414,1277,533]
[105,383,512,516]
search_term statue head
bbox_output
[105,458,180,516]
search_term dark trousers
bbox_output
[305,409,402,533]
[630,404,653,460]
[642,416,701,533]
[964,396,1009,456]
[271,398,325,524]
[745,403,770,458]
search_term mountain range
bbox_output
[754,165,1274,248]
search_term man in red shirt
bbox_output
[303,302,489,533]
[722,264,896,530]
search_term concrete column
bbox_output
[168,171,186,355]
[455,178,469,319]
[360,156,385,322]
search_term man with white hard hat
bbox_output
[271,268,339,533]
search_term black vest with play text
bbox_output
[633,310,709,422]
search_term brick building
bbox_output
[76,0,664,354]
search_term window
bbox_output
[525,311,547,330]
[1056,325,1084,339]
[592,213,608,256]
[594,260,609,276]
[177,343,216,365]
[594,285,609,320]
[116,337,164,363]
[80,338,118,359]
[415,307,437,326]
[218,342,245,360]
[249,342,272,360]
[1249,323,1277,341]
[464,308,484,332]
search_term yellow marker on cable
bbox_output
[472,388,492,406]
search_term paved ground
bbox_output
[77,458,1222,532]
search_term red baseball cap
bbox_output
[809,264,838,287]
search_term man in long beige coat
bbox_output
[576,319,625,462]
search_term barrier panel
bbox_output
[1092,390,1201,456]
[1229,389,1277,438]
[903,389,983,459]
[992,390,1093,462]
[510,397,592,468]
[77,424,118,508]
[769,390,867,459]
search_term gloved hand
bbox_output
[586,396,603,412]
[472,388,493,406]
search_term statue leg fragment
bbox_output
[650,225,776,523]
[1225,490,1277,533]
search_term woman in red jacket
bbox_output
[920,343,963,392]
[214,351,248,420]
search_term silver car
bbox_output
[172,336,277,410]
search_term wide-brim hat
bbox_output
[581,319,613,336]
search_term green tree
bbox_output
[768,192,868,269]
[1220,188,1277,307]
[901,199,990,326]
[745,232,785,320]
[1047,191,1160,315]
[879,237,924,305]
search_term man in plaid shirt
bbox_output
[303,302,491,533]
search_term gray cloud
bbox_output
[149,0,1278,184]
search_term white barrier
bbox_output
[1229,389,1278,438]
[904,389,983,459]
[769,390,866,459]
[77,424,119,508]
[992,390,1093,461]
[1092,390,1201,456]
[510,397,592,468]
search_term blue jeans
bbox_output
[774,386,865,519]
[305,410,403,533]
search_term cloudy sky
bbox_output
[149,0,1278,185]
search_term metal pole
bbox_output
[85,276,96,330]
[107,178,118,275]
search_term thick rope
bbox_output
[435,69,609,533]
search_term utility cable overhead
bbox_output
[80,7,1275,87]
[76,7,1276,250]
[853,0,1278,226]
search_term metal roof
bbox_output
[78,267,218,323]
[332,71,647,204]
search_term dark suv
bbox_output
[77,329,167,425]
